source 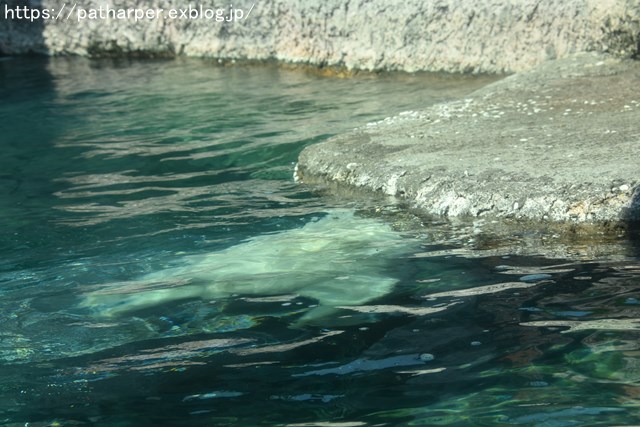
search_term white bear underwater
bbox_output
[80,210,419,325]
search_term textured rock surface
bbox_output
[296,53,640,227]
[1,0,639,73]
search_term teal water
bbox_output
[2,57,640,426]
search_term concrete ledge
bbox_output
[296,53,640,228]
[1,0,639,73]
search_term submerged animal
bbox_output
[80,210,418,324]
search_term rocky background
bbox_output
[1,0,639,73]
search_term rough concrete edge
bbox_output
[294,53,640,237]
[302,179,640,262]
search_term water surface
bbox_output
[1,57,640,426]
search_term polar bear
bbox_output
[79,210,418,325]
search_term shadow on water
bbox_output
[0,55,63,264]
[0,54,73,267]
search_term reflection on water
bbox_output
[1,57,640,426]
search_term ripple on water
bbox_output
[2,57,640,426]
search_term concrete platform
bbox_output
[296,53,640,230]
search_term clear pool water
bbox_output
[2,57,640,426]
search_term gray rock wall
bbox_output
[1,0,639,73]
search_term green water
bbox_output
[2,57,640,426]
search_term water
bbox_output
[2,57,640,426]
